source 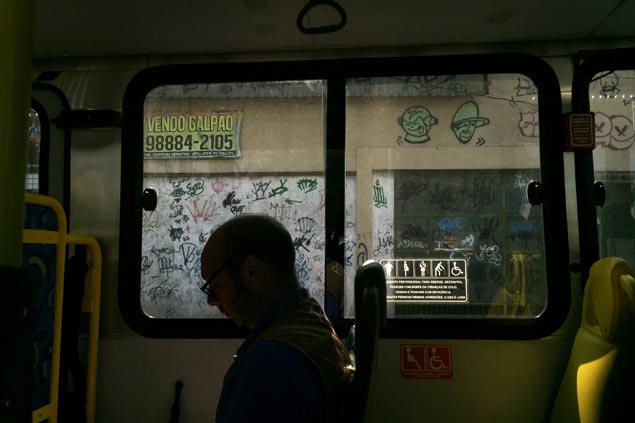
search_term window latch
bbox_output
[141,188,157,211]
[527,180,543,206]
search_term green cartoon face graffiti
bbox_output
[399,106,438,143]
[452,120,479,143]
[451,101,489,144]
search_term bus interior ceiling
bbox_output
[24,0,635,422]
[33,0,635,58]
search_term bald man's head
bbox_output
[201,214,298,284]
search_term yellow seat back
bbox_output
[551,257,635,422]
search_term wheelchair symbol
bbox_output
[450,261,464,277]
[429,347,448,370]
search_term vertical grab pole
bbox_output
[0,0,35,266]
[0,3,36,422]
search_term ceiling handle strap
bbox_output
[297,0,347,34]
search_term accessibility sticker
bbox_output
[400,344,453,379]
[381,259,468,303]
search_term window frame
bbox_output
[120,53,570,339]
[31,82,72,218]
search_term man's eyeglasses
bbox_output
[200,258,232,298]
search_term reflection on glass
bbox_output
[26,108,41,192]
[140,81,326,319]
[345,74,546,319]
[590,70,635,268]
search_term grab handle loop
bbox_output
[297,0,347,34]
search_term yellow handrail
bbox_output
[24,193,101,423]
[66,234,102,423]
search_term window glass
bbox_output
[141,81,326,319]
[590,70,635,268]
[26,108,41,192]
[345,74,546,319]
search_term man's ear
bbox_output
[242,255,261,287]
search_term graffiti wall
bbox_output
[389,169,545,317]
[345,73,541,162]
[590,70,635,266]
[589,70,635,151]
[141,174,326,318]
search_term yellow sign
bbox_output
[143,111,242,158]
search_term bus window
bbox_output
[345,74,547,319]
[26,108,41,192]
[121,55,569,338]
[589,69,635,268]
[30,83,71,214]
[139,80,326,320]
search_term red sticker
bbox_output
[400,344,452,379]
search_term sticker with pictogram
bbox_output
[400,344,453,379]
[381,259,468,304]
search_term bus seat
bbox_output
[0,266,34,423]
[550,257,635,422]
[23,193,103,423]
[347,260,387,423]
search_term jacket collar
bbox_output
[234,287,309,358]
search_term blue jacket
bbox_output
[215,288,352,422]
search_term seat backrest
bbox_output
[348,260,387,423]
[550,257,635,422]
